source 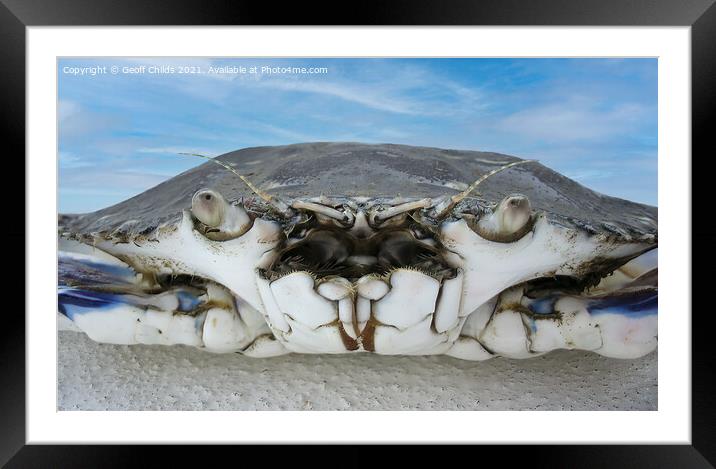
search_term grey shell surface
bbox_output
[59,142,658,239]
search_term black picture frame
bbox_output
[4,0,712,466]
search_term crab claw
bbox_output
[446,249,658,360]
[191,189,251,240]
[58,245,290,356]
[472,194,533,243]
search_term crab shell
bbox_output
[58,142,657,360]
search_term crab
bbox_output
[58,142,658,360]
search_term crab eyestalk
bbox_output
[191,189,252,240]
[471,194,534,243]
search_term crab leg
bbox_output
[58,247,289,356]
[86,210,283,314]
[439,215,655,318]
[447,250,658,360]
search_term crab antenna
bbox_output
[375,198,432,222]
[178,152,291,215]
[433,159,537,219]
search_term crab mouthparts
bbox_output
[263,228,456,282]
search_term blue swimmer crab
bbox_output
[58,142,657,359]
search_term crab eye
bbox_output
[498,194,531,233]
[191,189,252,241]
[469,194,534,243]
[192,189,225,227]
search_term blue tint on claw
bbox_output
[58,252,137,288]
[58,287,126,320]
[526,289,658,319]
[176,290,203,312]
[587,289,658,318]
[527,296,558,316]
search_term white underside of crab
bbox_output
[59,211,657,359]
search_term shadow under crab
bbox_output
[58,142,657,360]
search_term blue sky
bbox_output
[58,58,657,213]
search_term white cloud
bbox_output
[257,79,427,115]
[58,100,117,139]
[60,168,170,192]
[58,152,92,169]
[58,100,80,122]
[252,123,320,143]
[375,128,412,140]
[250,64,486,117]
[494,99,650,142]
[137,146,226,156]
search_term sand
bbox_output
[58,330,657,411]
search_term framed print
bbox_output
[5,0,714,466]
